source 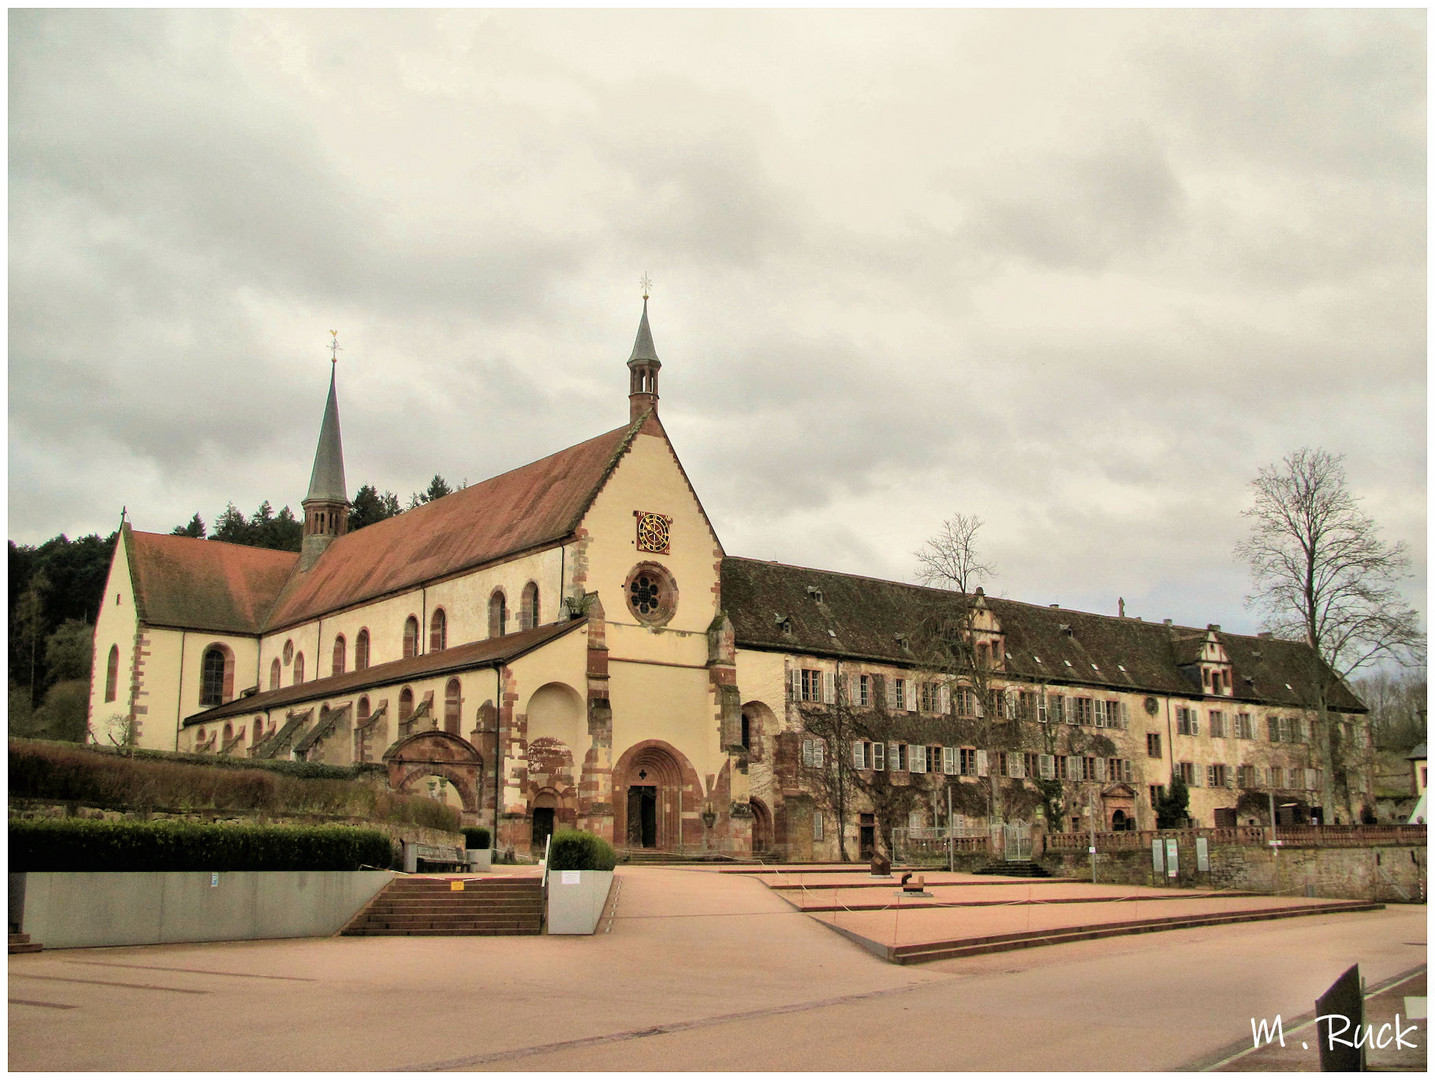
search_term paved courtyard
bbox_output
[8,866,1426,1072]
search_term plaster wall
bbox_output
[88,538,140,743]
[577,429,722,640]
[610,660,722,780]
[256,547,562,688]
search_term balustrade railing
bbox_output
[1045,823,1424,853]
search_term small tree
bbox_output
[1154,775,1190,829]
[1236,448,1425,820]
[44,619,94,684]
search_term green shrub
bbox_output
[9,818,396,872]
[7,739,459,831]
[546,829,617,872]
[462,827,491,849]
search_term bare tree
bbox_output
[915,513,996,593]
[1236,447,1425,819]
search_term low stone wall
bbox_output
[1040,843,1427,903]
[14,870,395,949]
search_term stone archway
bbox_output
[383,730,484,826]
[613,740,702,853]
[749,797,773,854]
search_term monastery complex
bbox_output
[87,301,1371,859]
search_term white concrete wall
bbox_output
[17,870,394,949]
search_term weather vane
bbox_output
[329,330,342,365]
[640,273,652,300]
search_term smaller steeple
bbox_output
[627,276,661,423]
[300,333,352,570]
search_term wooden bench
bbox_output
[402,841,468,874]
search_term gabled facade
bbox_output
[87,301,1371,859]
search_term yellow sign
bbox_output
[450,880,465,891]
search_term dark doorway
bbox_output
[627,785,658,848]
[860,813,876,858]
[531,807,555,852]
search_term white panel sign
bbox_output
[562,870,580,885]
[1152,839,1165,873]
[1165,838,1179,878]
[1196,836,1210,872]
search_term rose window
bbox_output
[630,574,662,615]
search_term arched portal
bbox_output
[383,730,484,826]
[750,797,773,854]
[613,740,702,852]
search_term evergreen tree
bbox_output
[411,474,453,507]
[348,484,402,532]
[1155,775,1190,829]
[212,502,250,544]
[172,514,207,538]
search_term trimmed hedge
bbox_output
[546,829,617,872]
[8,738,458,831]
[9,818,396,872]
[462,827,491,849]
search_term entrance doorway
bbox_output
[531,807,555,852]
[860,813,876,858]
[627,785,658,847]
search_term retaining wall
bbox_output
[13,870,394,949]
[1040,843,1426,902]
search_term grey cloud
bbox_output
[959,127,1186,273]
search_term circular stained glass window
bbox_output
[624,562,677,627]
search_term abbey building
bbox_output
[87,301,1370,858]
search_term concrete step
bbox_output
[9,932,42,955]
[889,900,1385,964]
[341,879,546,937]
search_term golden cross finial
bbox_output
[639,273,652,300]
[329,330,342,365]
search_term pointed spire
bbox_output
[300,338,352,570]
[304,365,348,503]
[627,296,661,367]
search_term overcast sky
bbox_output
[9,8,1426,642]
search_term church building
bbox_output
[87,299,1370,859]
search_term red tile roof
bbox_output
[184,618,584,724]
[265,422,642,629]
[127,529,298,635]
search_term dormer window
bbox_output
[806,585,824,602]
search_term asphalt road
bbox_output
[8,867,1426,1072]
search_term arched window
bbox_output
[332,635,346,676]
[741,713,751,750]
[357,696,370,724]
[444,678,461,734]
[269,658,280,690]
[223,721,233,744]
[489,591,507,638]
[521,582,540,630]
[355,629,370,671]
[253,716,267,743]
[199,646,228,706]
[430,608,447,652]
[293,652,305,684]
[403,616,419,659]
[399,687,414,721]
[104,645,119,702]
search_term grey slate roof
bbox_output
[304,366,348,504]
[627,297,661,366]
[720,556,1366,713]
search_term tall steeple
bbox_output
[300,332,351,570]
[627,276,661,424]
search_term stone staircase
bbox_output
[10,932,43,955]
[621,849,757,865]
[341,877,544,936]
[972,860,1053,878]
